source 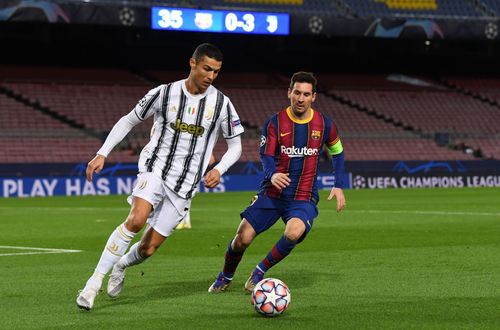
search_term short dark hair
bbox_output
[290,71,317,93]
[192,43,223,62]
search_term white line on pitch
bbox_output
[0,206,126,211]
[0,251,81,256]
[0,246,82,257]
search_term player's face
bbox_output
[189,55,222,93]
[288,82,316,119]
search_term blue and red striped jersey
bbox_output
[259,107,340,203]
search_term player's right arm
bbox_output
[86,86,162,182]
[86,154,105,181]
[85,111,139,182]
[260,115,291,190]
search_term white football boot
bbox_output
[76,286,99,311]
[107,264,126,298]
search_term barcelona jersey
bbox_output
[260,107,341,204]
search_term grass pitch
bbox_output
[0,188,499,329]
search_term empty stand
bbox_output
[0,91,139,163]
[457,138,500,159]
[198,0,343,15]
[0,138,138,163]
[480,0,500,15]
[314,93,405,136]
[145,70,287,88]
[0,65,149,164]
[0,65,144,84]
[344,0,481,18]
[1,68,497,162]
[0,93,87,137]
[220,87,285,128]
[443,77,500,104]
[316,73,498,160]
[345,138,476,161]
[2,82,153,135]
[333,89,500,135]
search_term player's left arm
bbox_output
[205,99,245,188]
[204,137,243,188]
[325,126,346,212]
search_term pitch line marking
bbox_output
[0,206,127,211]
[0,245,82,257]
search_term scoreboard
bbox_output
[151,7,290,35]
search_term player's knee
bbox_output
[284,226,305,243]
[285,219,306,243]
[125,212,148,232]
[233,234,252,251]
[284,231,302,243]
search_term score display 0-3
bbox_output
[151,7,290,35]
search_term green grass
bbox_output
[1,188,499,329]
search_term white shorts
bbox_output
[127,172,190,237]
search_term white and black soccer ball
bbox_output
[119,7,135,26]
[308,16,323,34]
[251,278,291,317]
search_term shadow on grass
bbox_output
[86,269,341,314]
[137,269,341,299]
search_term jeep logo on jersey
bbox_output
[281,145,319,157]
[170,119,205,136]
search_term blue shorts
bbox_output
[240,194,318,242]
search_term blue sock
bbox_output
[257,235,296,272]
[222,240,243,279]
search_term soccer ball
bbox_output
[251,278,291,317]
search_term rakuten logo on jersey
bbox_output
[281,146,319,158]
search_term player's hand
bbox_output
[271,173,291,190]
[328,187,346,212]
[86,154,106,182]
[204,168,221,188]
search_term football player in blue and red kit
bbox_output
[209,71,346,293]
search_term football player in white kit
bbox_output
[76,43,244,310]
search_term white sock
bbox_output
[116,242,145,269]
[184,212,191,226]
[85,271,105,290]
[93,223,136,280]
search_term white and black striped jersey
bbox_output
[135,79,244,199]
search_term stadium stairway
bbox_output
[437,77,500,109]
[0,84,100,139]
[433,76,500,159]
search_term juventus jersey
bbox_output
[135,80,244,199]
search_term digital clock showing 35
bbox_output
[151,7,290,35]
